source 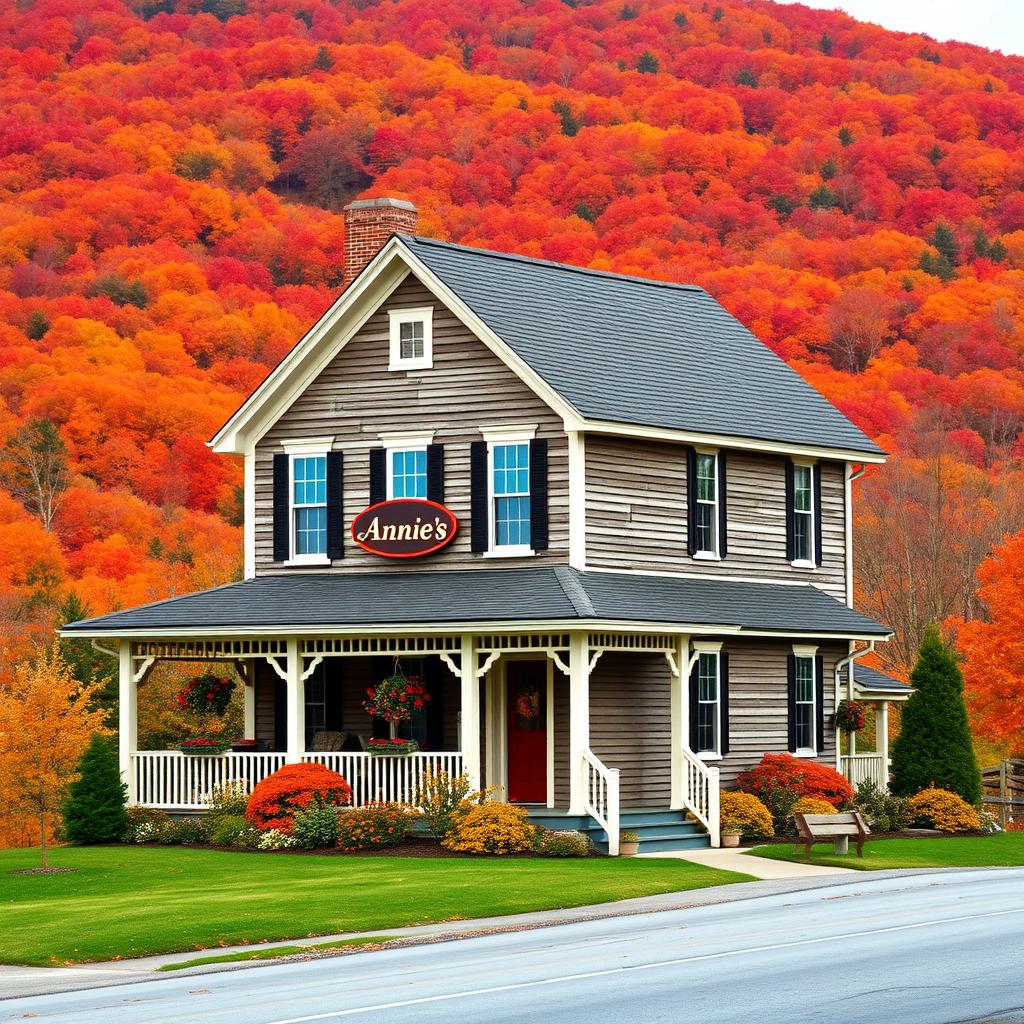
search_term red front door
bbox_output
[506,660,548,803]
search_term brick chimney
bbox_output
[343,197,418,287]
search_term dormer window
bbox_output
[388,307,433,371]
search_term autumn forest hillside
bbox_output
[3,0,1024,748]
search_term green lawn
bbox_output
[0,847,750,966]
[750,832,1024,871]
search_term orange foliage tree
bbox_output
[0,645,109,865]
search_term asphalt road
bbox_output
[6,869,1024,1024]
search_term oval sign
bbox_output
[351,499,458,559]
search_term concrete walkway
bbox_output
[639,845,858,879]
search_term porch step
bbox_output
[527,806,711,855]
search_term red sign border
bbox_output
[350,498,459,559]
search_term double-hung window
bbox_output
[388,307,433,371]
[792,463,814,564]
[696,651,720,755]
[292,454,327,559]
[694,452,718,557]
[390,448,427,498]
[793,654,816,753]
[493,443,531,548]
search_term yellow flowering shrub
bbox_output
[441,803,537,854]
[907,788,981,833]
[720,791,774,838]
[791,797,839,817]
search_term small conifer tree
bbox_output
[62,734,128,844]
[889,625,981,804]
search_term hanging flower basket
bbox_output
[180,737,229,755]
[362,667,430,725]
[367,737,420,756]
[176,673,235,716]
[834,699,867,733]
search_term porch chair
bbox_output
[309,730,347,752]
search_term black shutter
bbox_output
[470,440,488,553]
[324,661,343,731]
[529,438,549,551]
[813,464,823,567]
[273,678,287,751]
[815,654,826,752]
[718,451,728,558]
[272,452,289,562]
[369,447,386,506]
[719,651,730,756]
[326,450,344,560]
[786,654,798,753]
[426,444,445,504]
[688,659,699,751]
[784,460,796,561]
[686,446,698,556]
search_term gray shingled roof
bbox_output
[854,664,911,694]
[61,568,889,637]
[403,236,883,456]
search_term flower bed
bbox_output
[367,737,420,756]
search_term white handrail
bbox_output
[131,751,463,811]
[681,747,721,848]
[582,748,621,856]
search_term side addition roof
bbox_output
[402,236,883,457]
[853,663,912,698]
[60,567,891,639]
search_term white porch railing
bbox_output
[131,751,463,811]
[582,748,620,856]
[841,753,886,790]
[682,747,721,848]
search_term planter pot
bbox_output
[367,740,420,756]
[620,841,640,857]
[721,831,742,848]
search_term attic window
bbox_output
[388,307,433,371]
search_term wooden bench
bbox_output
[794,811,870,861]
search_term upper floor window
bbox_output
[792,463,814,565]
[494,442,531,549]
[292,454,327,558]
[391,448,427,498]
[388,307,433,371]
[695,452,718,556]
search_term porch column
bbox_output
[460,634,481,789]
[567,631,590,815]
[118,640,138,804]
[878,700,890,790]
[243,660,256,740]
[285,638,304,764]
[670,634,689,811]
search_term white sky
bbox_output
[786,0,1024,56]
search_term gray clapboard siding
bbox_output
[585,436,847,598]
[255,274,568,574]
[716,639,843,787]
[589,653,672,807]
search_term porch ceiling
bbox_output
[60,566,891,640]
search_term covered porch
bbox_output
[109,630,722,856]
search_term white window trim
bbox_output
[380,430,435,500]
[388,306,433,370]
[791,458,817,569]
[484,428,536,558]
[692,447,721,561]
[792,644,819,757]
[284,442,333,566]
[693,642,723,759]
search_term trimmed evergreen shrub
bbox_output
[890,625,981,804]
[854,779,911,833]
[62,734,127,844]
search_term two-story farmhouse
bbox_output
[63,198,893,853]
